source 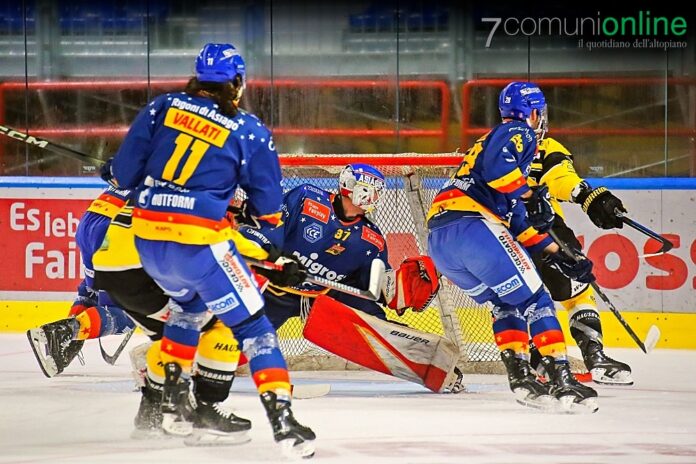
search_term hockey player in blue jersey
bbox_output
[427,81,599,412]
[104,43,315,457]
[27,186,135,377]
[238,164,457,393]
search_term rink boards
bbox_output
[0,176,694,348]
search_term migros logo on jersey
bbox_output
[292,252,346,281]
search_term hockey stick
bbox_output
[99,327,135,365]
[246,257,385,301]
[548,229,660,354]
[614,210,674,257]
[0,123,104,165]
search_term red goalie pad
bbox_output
[387,256,440,314]
[304,295,459,392]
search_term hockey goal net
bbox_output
[274,153,504,374]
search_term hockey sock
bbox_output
[194,320,240,403]
[74,305,135,340]
[69,280,98,317]
[161,310,208,373]
[233,315,291,402]
[561,286,604,348]
[529,309,567,361]
[492,308,529,358]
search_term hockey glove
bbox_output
[523,185,555,233]
[254,247,307,287]
[575,184,626,229]
[99,157,119,188]
[543,251,595,284]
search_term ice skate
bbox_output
[132,382,166,439]
[261,391,316,459]
[581,340,633,386]
[500,349,555,410]
[161,362,194,436]
[26,319,84,378]
[540,356,599,414]
[184,399,252,446]
[442,367,465,394]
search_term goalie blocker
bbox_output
[304,295,460,393]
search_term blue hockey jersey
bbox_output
[426,120,551,253]
[240,184,390,295]
[111,92,283,245]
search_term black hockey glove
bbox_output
[255,247,307,287]
[543,251,595,284]
[523,185,555,233]
[574,184,626,230]
[100,157,119,188]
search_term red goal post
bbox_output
[274,153,505,374]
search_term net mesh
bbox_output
[273,153,504,374]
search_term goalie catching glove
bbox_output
[383,256,440,316]
[253,247,307,287]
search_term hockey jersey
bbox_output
[111,92,283,245]
[85,185,132,219]
[426,120,552,254]
[528,137,584,218]
[239,184,390,295]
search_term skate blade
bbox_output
[26,329,59,378]
[278,438,316,460]
[161,414,193,437]
[590,368,634,386]
[557,395,599,414]
[512,389,556,411]
[184,429,251,447]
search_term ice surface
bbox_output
[1,333,695,463]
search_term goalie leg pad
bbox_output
[304,295,459,392]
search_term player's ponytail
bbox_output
[184,75,243,118]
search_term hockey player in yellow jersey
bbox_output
[528,134,632,385]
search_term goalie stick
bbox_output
[548,229,660,354]
[247,256,385,301]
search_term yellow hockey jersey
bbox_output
[92,203,269,272]
[527,137,584,218]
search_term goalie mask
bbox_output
[338,164,386,213]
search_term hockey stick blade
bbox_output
[615,211,674,254]
[291,383,331,399]
[99,328,135,365]
[0,123,104,165]
[643,325,661,353]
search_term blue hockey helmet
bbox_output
[498,81,546,120]
[499,81,548,139]
[339,163,386,213]
[195,43,246,86]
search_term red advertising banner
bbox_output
[0,197,92,293]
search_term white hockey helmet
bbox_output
[338,163,386,213]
